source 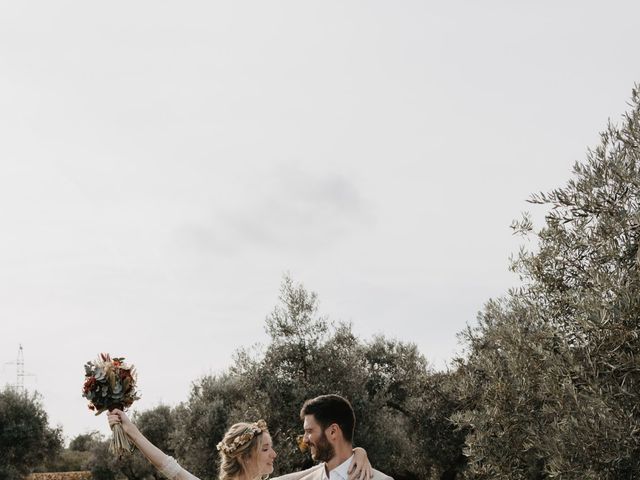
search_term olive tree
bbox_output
[0,387,63,479]
[455,86,640,479]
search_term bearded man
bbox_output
[281,394,393,480]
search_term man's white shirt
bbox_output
[321,455,354,480]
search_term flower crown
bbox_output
[217,419,268,456]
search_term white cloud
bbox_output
[175,165,372,254]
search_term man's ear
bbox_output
[327,423,340,440]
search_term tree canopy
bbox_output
[0,388,63,480]
[454,87,640,479]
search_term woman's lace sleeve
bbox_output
[158,455,192,480]
[157,455,201,480]
[158,456,182,479]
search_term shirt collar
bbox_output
[324,454,354,480]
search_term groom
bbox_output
[293,394,393,480]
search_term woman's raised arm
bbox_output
[107,409,199,480]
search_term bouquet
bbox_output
[82,353,140,456]
[297,434,309,453]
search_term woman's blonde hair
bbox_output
[217,419,268,480]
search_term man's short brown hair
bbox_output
[300,394,355,443]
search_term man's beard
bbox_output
[310,432,335,462]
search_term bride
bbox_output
[107,409,373,480]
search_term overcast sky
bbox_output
[1,1,639,442]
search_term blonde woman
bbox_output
[107,409,373,480]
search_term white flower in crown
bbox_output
[217,420,268,455]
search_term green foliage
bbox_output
[81,406,178,480]
[42,432,101,471]
[44,449,93,473]
[69,431,104,452]
[135,405,175,450]
[454,298,560,479]
[0,387,63,480]
[455,87,640,479]
[86,439,119,480]
[171,375,247,480]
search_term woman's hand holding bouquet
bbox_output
[82,353,140,456]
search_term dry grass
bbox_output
[26,472,92,480]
